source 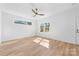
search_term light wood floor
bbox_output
[0,36,79,56]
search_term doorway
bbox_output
[75,16,79,45]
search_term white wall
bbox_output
[2,11,36,42]
[0,11,1,43]
[37,6,79,44]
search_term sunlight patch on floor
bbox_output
[33,38,42,43]
[33,37,49,48]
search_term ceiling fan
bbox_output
[32,8,44,17]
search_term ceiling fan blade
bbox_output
[32,9,37,14]
[38,14,44,16]
[33,14,37,17]
[32,8,44,17]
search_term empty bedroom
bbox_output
[0,3,79,56]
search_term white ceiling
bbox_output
[1,3,79,18]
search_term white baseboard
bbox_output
[1,35,35,43]
[36,34,78,45]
